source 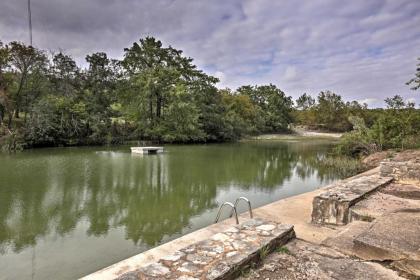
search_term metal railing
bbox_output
[214,202,239,224]
[214,197,253,225]
[231,197,253,219]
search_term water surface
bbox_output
[0,140,340,280]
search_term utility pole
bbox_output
[27,0,33,45]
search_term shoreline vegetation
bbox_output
[1,38,419,157]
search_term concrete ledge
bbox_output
[116,219,295,280]
[311,174,393,225]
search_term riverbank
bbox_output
[0,132,328,152]
[0,141,344,280]
[81,166,381,280]
[82,149,420,279]
[241,150,420,280]
[245,128,342,141]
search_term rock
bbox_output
[206,262,231,279]
[256,224,276,231]
[362,151,395,169]
[176,276,199,280]
[161,251,185,262]
[139,263,170,277]
[211,233,230,242]
[354,209,420,276]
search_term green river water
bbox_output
[0,140,341,280]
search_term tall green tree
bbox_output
[296,93,315,110]
[237,84,293,132]
[315,91,348,131]
[0,41,11,127]
[8,42,47,120]
[121,37,218,142]
[83,52,118,143]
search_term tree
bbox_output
[160,83,205,142]
[0,41,11,127]
[407,57,420,91]
[221,90,263,139]
[315,91,348,131]
[296,93,315,110]
[83,52,118,143]
[121,37,218,142]
[8,42,46,119]
[49,52,80,97]
[237,84,293,132]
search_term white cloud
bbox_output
[283,66,298,82]
[358,98,381,108]
[407,97,416,104]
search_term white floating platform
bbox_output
[130,146,164,154]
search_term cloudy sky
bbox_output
[1,0,419,107]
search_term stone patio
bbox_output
[116,219,295,280]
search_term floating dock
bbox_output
[130,146,164,154]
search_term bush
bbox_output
[318,156,367,178]
[336,96,420,157]
[0,129,24,151]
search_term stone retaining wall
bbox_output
[311,175,393,225]
[380,160,420,183]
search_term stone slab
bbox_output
[350,192,420,222]
[354,209,420,276]
[116,219,295,280]
[380,182,420,200]
[311,174,393,225]
[322,221,371,257]
[237,239,405,280]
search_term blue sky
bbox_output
[0,0,419,107]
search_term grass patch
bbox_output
[275,246,290,254]
[259,245,270,260]
[318,156,367,178]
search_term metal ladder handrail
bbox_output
[214,202,239,224]
[230,197,253,219]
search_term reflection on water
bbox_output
[0,140,340,280]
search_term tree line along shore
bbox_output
[0,38,419,156]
